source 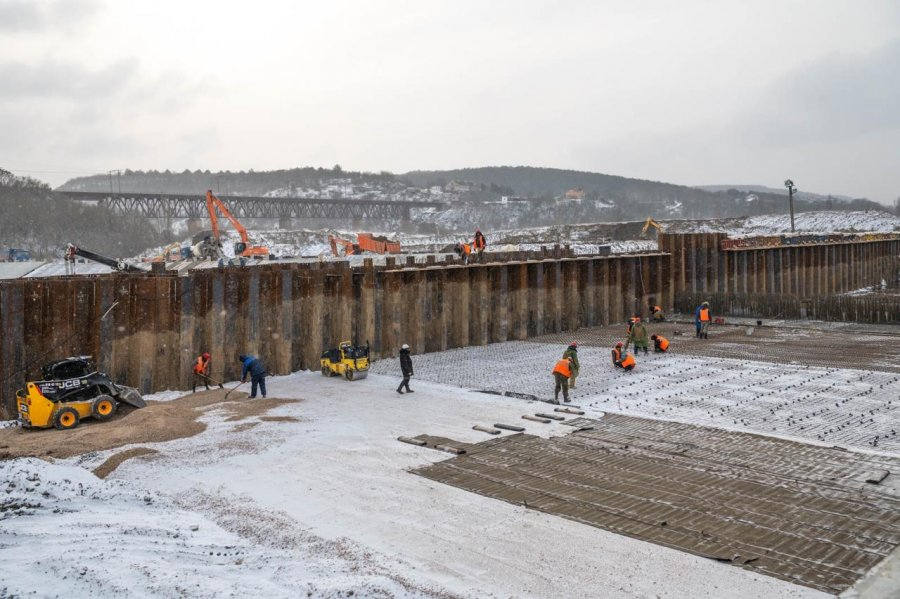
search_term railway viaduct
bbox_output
[54,191,446,222]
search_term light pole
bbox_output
[784,179,796,232]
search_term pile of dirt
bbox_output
[92,447,159,478]
[0,389,300,460]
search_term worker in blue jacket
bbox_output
[238,354,267,398]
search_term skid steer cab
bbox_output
[16,356,146,430]
[320,341,370,381]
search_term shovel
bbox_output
[224,381,246,400]
[197,373,225,388]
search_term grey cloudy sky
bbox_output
[1,0,898,203]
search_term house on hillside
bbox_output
[564,188,585,201]
[446,180,474,193]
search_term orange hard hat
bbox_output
[616,342,623,348]
[202,352,210,360]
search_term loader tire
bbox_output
[91,395,117,421]
[344,369,354,381]
[321,365,330,377]
[54,407,80,430]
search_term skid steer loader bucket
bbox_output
[117,387,146,408]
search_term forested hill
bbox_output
[0,169,165,259]
[58,166,398,196]
[57,165,887,221]
[403,166,710,201]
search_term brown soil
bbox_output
[0,389,300,460]
[259,415,300,423]
[93,447,159,478]
[230,421,260,433]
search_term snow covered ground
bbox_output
[668,210,899,236]
[370,342,900,453]
[0,371,832,598]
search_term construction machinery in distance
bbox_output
[641,217,665,238]
[329,233,401,257]
[16,356,145,430]
[205,190,270,260]
[142,241,184,263]
[320,341,370,381]
[65,244,145,272]
[5,248,32,262]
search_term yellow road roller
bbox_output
[320,341,370,381]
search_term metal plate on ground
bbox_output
[413,413,900,595]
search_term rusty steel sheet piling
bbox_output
[2,236,896,418]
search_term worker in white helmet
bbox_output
[397,343,414,394]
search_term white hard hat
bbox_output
[401,343,410,350]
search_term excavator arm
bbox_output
[206,190,250,245]
[205,190,269,258]
[641,218,664,237]
[65,244,144,272]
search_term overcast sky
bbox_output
[1,0,898,203]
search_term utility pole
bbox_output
[784,179,796,232]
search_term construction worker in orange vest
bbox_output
[192,352,223,392]
[648,298,665,321]
[552,356,574,403]
[473,229,486,262]
[695,301,711,338]
[455,242,473,265]
[612,342,636,371]
[651,334,670,353]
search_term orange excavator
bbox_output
[206,190,269,259]
[329,233,401,257]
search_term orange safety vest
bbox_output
[474,235,485,250]
[699,307,710,321]
[612,347,621,363]
[657,336,670,351]
[653,305,662,313]
[552,359,571,378]
[621,353,636,368]
[193,356,208,374]
[462,243,472,255]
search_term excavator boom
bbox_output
[205,190,269,258]
[641,218,664,237]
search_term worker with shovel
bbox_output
[238,354,267,399]
[192,352,224,393]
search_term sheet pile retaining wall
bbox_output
[659,233,899,296]
[675,291,900,324]
[0,253,669,417]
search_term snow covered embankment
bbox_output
[0,457,441,598]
